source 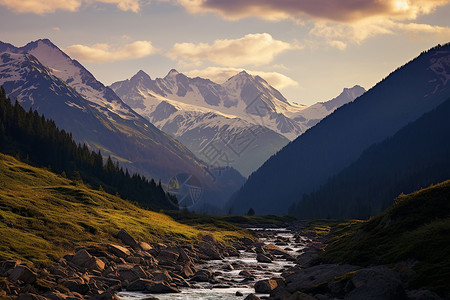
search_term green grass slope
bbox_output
[318,180,450,297]
[0,154,252,267]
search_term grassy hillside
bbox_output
[317,180,450,296]
[0,154,252,267]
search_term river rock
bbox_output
[126,278,154,291]
[145,282,180,293]
[344,266,406,300]
[157,250,179,266]
[254,279,278,293]
[190,269,213,282]
[256,253,272,263]
[60,278,90,295]
[244,294,260,300]
[9,265,37,284]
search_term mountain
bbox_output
[111,70,364,176]
[0,39,245,212]
[230,43,450,215]
[290,95,450,219]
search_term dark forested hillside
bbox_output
[289,97,450,219]
[230,43,450,215]
[0,86,177,210]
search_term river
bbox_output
[118,228,306,300]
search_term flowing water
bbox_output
[118,228,306,300]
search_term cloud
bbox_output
[0,0,141,14]
[176,0,450,23]
[185,67,299,90]
[64,41,156,63]
[176,0,450,46]
[168,33,300,67]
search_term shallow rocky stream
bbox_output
[118,228,306,299]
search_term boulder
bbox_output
[285,264,359,293]
[0,260,19,276]
[344,266,406,300]
[109,245,131,259]
[244,294,260,300]
[153,270,172,283]
[256,253,272,263]
[72,249,92,267]
[126,278,154,291]
[9,265,37,284]
[145,282,180,293]
[17,293,49,300]
[157,250,179,266]
[60,278,90,295]
[254,279,278,293]
[117,229,138,249]
[139,242,152,251]
[198,242,223,260]
[190,269,213,282]
[88,290,120,300]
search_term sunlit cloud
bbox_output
[64,41,157,63]
[0,0,141,14]
[185,67,299,90]
[176,0,450,23]
[167,33,301,67]
[175,0,450,46]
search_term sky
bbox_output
[1,0,450,105]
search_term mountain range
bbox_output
[111,69,365,176]
[0,39,244,211]
[230,43,450,215]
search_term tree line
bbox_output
[0,86,177,210]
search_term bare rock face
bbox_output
[8,265,37,284]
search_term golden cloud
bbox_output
[167,33,300,67]
[185,67,299,90]
[176,0,450,23]
[64,41,156,63]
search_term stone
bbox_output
[145,282,180,293]
[198,242,223,260]
[236,291,243,296]
[157,250,179,265]
[287,291,317,300]
[117,229,138,249]
[9,265,37,284]
[109,245,131,259]
[0,260,19,276]
[344,266,406,300]
[285,264,359,293]
[190,269,213,282]
[43,291,69,300]
[139,242,152,251]
[126,279,154,291]
[254,279,278,293]
[256,253,272,263]
[60,278,90,295]
[17,293,49,300]
[153,270,172,282]
[72,249,92,267]
[88,290,120,300]
[224,264,234,271]
[239,270,254,278]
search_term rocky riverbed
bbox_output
[0,223,445,300]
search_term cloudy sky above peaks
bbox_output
[1,0,450,105]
